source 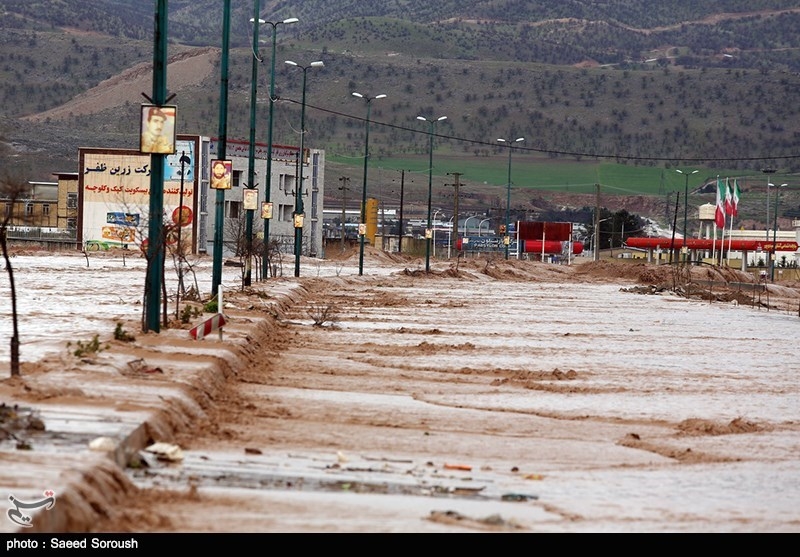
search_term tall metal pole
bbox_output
[353,93,386,276]
[770,183,788,281]
[676,168,698,264]
[593,183,601,262]
[397,170,405,254]
[506,149,512,259]
[262,17,298,280]
[498,137,523,260]
[212,0,231,298]
[417,115,446,273]
[295,70,307,278]
[175,151,190,319]
[244,2,263,287]
[145,0,168,333]
[425,123,434,272]
[338,176,349,251]
[763,168,776,242]
[286,60,323,278]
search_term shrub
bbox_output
[67,335,109,358]
[114,322,135,342]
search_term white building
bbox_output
[206,137,325,258]
[76,135,324,260]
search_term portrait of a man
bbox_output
[140,105,176,154]
[210,159,232,190]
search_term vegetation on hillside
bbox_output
[1,0,799,229]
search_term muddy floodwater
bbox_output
[1,250,799,532]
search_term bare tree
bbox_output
[0,175,32,377]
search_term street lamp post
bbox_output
[478,218,491,236]
[497,137,524,260]
[353,92,386,276]
[593,216,612,261]
[447,216,455,257]
[285,59,324,278]
[432,208,443,259]
[211,0,231,298]
[338,176,349,252]
[463,215,477,238]
[244,5,264,288]
[261,16,297,280]
[417,115,447,273]
[763,168,776,242]
[676,168,699,263]
[770,183,788,281]
[396,170,408,254]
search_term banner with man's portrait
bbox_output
[209,159,232,190]
[140,104,177,154]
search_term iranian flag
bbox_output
[731,179,741,217]
[715,178,726,228]
[724,178,734,215]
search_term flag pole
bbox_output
[726,178,733,266]
[712,176,719,263]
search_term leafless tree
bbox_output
[223,216,262,289]
[0,174,32,377]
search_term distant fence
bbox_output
[5,226,77,250]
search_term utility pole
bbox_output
[338,176,350,251]
[594,183,601,262]
[445,172,463,253]
[397,170,406,254]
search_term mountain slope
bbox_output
[2,0,800,197]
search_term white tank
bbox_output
[698,203,716,221]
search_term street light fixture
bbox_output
[770,183,788,281]
[352,92,387,276]
[260,16,297,280]
[285,59,324,278]
[432,208,443,259]
[676,168,699,263]
[478,218,491,236]
[243,7,264,287]
[497,137,524,260]
[463,215,477,238]
[417,115,447,273]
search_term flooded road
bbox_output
[2,252,799,532]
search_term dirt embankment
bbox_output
[23,47,219,123]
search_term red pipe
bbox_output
[625,237,798,252]
[522,240,584,254]
[454,239,584,254]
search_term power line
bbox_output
[278,97,800,164]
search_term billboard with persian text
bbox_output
[77,136,199,253]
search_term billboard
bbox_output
[78,137,198,252]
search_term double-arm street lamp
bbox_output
[497,137,524,260]
[763,168,776,242]
[770,182,788,281]
[243,5,264,287]
[285,59,324,277]
[676,168,699,263]
[417,115,447,273]
[260,16,297,280]
[352,92,387,276]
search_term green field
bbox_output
[331,153,770,196]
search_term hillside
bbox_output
[2,1,800,232]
